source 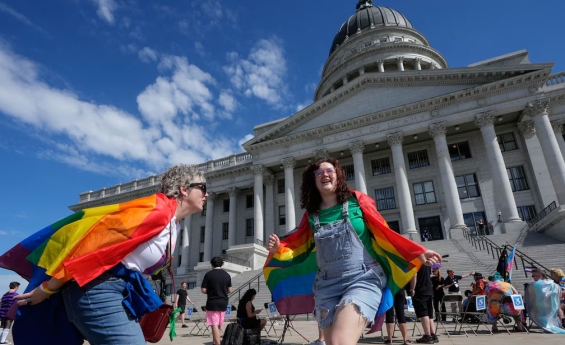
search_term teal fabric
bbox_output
[524,280,565,334]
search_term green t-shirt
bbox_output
[308,196,378,262]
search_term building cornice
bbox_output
[69,187,157,211]
[245,67,551,153]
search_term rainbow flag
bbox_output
[0,193,177,287]
[506,246,516,282]
[264,191,425,318]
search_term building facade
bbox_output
[69,1,565,287]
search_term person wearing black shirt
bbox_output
[201,257,232,345]
[384,285,409,344]
[174,282,195,328]
[443,269,474,316]
[410,265,437,344]
[431,267,446,322]
[236,289,266,330]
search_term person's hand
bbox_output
[436,286,441,290]
[266,234,280,254]
[255,309,262,314]
[418,249,441,266]
[14,287,50,307]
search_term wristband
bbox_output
[39,281,59,294]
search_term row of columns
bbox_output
[182,100,565,264]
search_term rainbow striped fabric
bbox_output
[264,191,426,318]
[0,193,177,287]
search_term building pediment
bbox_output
[244,64,552,153]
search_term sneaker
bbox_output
[181,324,188,328]
[431,334,439,343]
[415,335,435,344]
[310,340,326,345]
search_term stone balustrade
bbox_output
[545,72,565,89]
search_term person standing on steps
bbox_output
[175,282,195,328]
[422,228,431,242]
[201,257,232,345]
[476,219,485,236]
[443,269,474,318]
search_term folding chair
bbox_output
[195,306,212,336]
[457,295,492,336]
[493,296,529,335]
[437,294,465,337]
[264,302,283,337]
[403,299,422,337]
[225,305,238,323]
[185,307,206,336]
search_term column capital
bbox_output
[264,174,274,186]
[414,57,422,62]
[207,192,217,202]
[474,111,496,129]
[227,187,238,198]
[387,132,404,146]
[376,59,384,64]
[313,149,329,161]
[348,141,365,154]
[428,122,447,138]
[551,119,565,133]
[524,99,550,118]
[251,164,264,175]
[281,157,296,169]
[517,121,536,136]
[396,56,404,62]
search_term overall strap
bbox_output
[341,200,349,219]
[313,212,321,231]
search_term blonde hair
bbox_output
[550,268,565,278]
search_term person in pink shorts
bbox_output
[201,257,232,345]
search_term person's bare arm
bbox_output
[201,288,207,294]
[228,286,232,294]
[14,277,65,306]
[408,275,417,296]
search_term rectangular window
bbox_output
[279,205,286,226]
[343,164,355,181]
[448,141,472,161]
[246,194,254,208]
[200,226,205,243]
[188,282,196,289]
[222,222,229,240]
[371,157,391,176]
[277,179,285,194]
[201,203,207,216]
[375,187,396,211]
[463,212,487,235]
[455,174,481,199]
[507,166,529,192]
[223,199,230,212]
[413,181,436,205]
[379,37,388,43]
[387,220,400,234]
[498,132,518,152]
[408,150,430,169]
[246,218,254,237]
[517,205,536,221]
[199,252,204,262]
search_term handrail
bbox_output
[461,228,550,279]
[221,254,251,268]
[528,201,557,229]
[227,270,265,305]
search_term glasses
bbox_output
[189,182,207,195]
[314,168,335,177]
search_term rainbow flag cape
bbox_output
[264,191,426,321]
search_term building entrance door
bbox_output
[418,216,444,241]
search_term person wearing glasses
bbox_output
[266,158,441,345]
[0,164,208,345]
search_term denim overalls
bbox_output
[312,201,387,328]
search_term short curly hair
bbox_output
[300,157,351,213]
[159,164,205,198]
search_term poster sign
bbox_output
[476,295,486,311]
[267,302,280,317]
[225,305,232,317]
[406,297,415,312]
[511,295,524,310]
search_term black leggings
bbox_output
[433,294,446,320]
[385,290,407,324]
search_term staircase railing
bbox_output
[227,270,265,305]
[528,201,557,229]
[461,228,550,278]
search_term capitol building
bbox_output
[69,1,565,288]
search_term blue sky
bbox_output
[0,0,564,286]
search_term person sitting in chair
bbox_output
[237,289,266,330]
[486,273,525,333]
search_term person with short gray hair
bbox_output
[159,164,205,198]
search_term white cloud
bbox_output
[224,37,289,108]
[238,134,253,149]
[138,47,158,63]
[0,273,28,293]
[92,0,118,24]
[296,102,310,112]
[0,2,50,37]
[0,45,242,176]
[219,91,237,113]
[194,41,205,57]
[0,230,7,235]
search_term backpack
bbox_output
[221,323,244,345]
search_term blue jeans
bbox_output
[62,272,146,345]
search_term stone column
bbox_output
[264,175,275,239]
[428,123,466,236]
[227,187,238,247]
[252,165,265,245]
[203,192,216,262]
[474,112,522,223]
[551,119,565,161]
[387,132,417,237]
[518,121,557,207]
[348,141,367,194]
[415,58,422,71]
[396,57,405,72]
[377,60,385,73]
[525,100,565,206]
[342,76,348,86]
[359,67,365,76]
[180,214,192,268]
[281,157,297,233]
